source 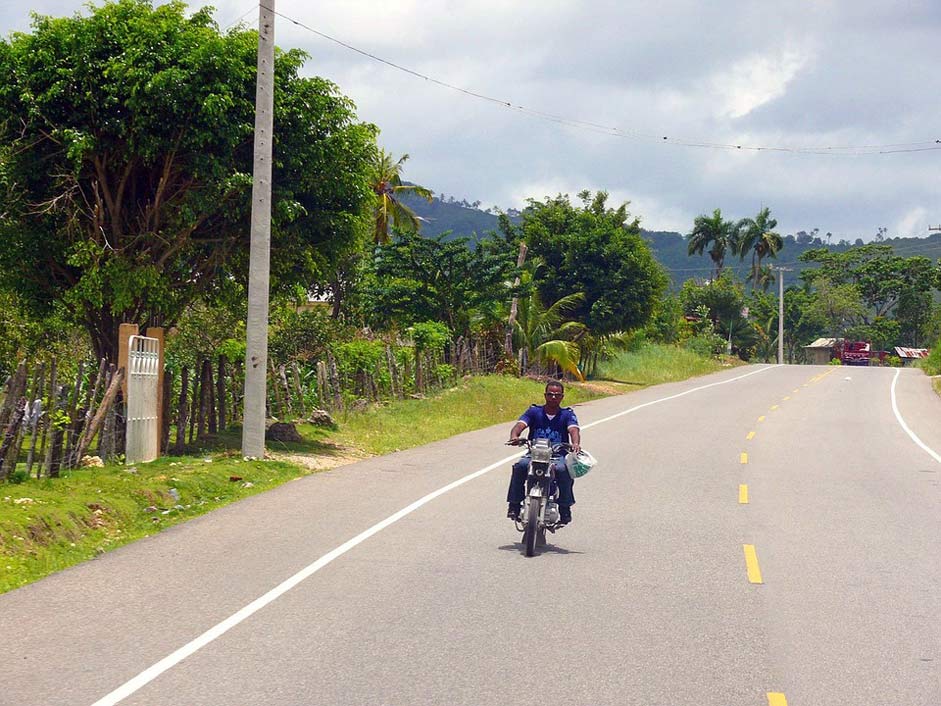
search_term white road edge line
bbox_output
[890,368,941,464]
[90,364,777,706]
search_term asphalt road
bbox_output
[2,364,939,706]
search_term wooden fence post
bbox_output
[316,360,328,407]
[203,359,216,435]
[25,362,45,476]
[173,366,189,455]
[73,368,124,465]
[47,386,68,478]
[0,396,27,480]
[327,351,342,410]
[216,356,227,432]
[291,362,306,418]
[278,364,294,418]
[161,369,173,454]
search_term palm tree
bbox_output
[736,207,783,286]
[369,149,433,244]
[688,208,737,279]
[747,264,777,292]
[512,278,586,380]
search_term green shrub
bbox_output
[919,342,941,375]
[828,357,842,365]
[684,333,726,357]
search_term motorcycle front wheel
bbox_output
[524,499,540,557]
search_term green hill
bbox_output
[402,190,941,287]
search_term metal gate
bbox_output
[126,335,160,464]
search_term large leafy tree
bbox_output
[517,191,667,337]
[687,208,738,278]
[0,0,376,362]
[363,230,515,337]
[799,245,940,346]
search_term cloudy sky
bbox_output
[3,1,940,242]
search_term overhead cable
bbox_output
[261,6,941,157]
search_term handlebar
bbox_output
[506,438,572,454]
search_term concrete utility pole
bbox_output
[774,266,793,364]
[242,1,275,459]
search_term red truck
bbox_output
[835,340,887,366]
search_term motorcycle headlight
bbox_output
[531,445,551,463]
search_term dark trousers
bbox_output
[506,457,575,507]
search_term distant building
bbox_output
[894,347,930,366]
[803,338,840,365]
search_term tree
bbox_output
[519,191,667,337]
[679,270,745,327]
[363,230,515,338]
[369,149,433,244]
[0,0,376,363]
[747,264,776,292]
[511,273,586,380]
[735,207,783,286]
[800,245,939,324]
[688,208,737,278]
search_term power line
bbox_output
[221,4,258,31]
[265,7,941,157]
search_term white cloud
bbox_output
[894,207,929,238]
[711,47,812,119]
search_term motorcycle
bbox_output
[507,438,571,557]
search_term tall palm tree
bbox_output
[736,207,783,286]
[688,208,737,279]
[369,149,433,244]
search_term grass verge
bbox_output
[1,345,725,592]
[0,454,310,593]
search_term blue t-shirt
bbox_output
[518,405,579,445]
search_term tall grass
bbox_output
[595,343,725,386]
[321,376,608,456]
[918,343,941,376]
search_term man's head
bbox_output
[544,381,564,410]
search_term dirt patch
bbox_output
[269,447,370,473]
[575,380,637,395]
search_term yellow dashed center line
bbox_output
[740,452,748,464]
[770,404,779,410]
[746,431,755,440]
[792,389,799,393]
[743,544,763,584]
[738,484,749,504]
[782,395,791,401]
[757,415,766,423]
[767,693,788,706]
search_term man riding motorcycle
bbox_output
[506,380,581,525]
